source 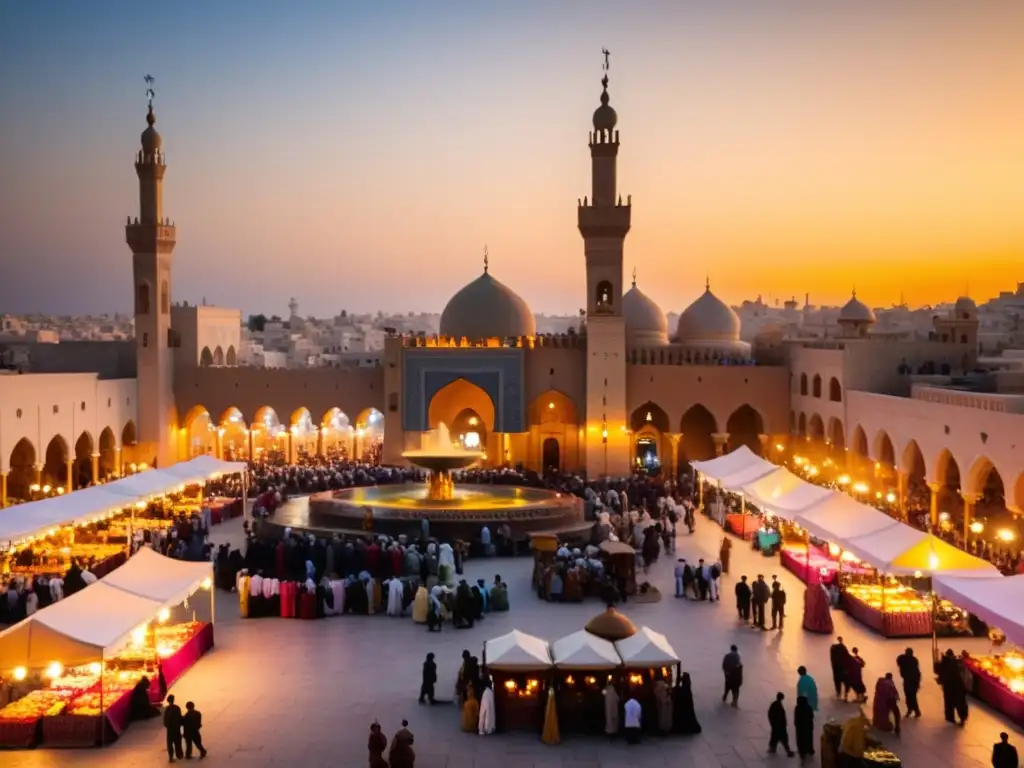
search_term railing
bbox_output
[910,384,1024,413]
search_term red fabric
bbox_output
[780,545,872,586]
[724,514,756,540]
[299,591,317,620]
[41,714,105,747]
[802,583,834,634]
[391,547,403,576]
[842,592,931,638]
[366,544,381,576]
[964,659,1024,728]
[159,623,215,689]
[280,582,296,618]
[0,718,39,748]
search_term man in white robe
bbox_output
[478,683,496,735]
[387,578,405,616]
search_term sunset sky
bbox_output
[2,2,1023,317]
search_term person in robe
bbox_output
[130,677,160,721]
[456,650,472,708]
[412,585,428,624]
[438,543,455,587]
[896,647,921,718]
[767,692,795,756]
[391,719,414,752]
[936,648,968,725]
[672,673,701,735]
[722,645,743,707]
[734,575,751,620]
[838,709,871,767]
[603,681,620,740]
[478,679,496,735]
[719,536,732,574]
[490,576,509,611]
[470,584,484,619]
[419,653,438,704]
[367,721,388,768]
[844,647,867,703]
[454,581,474,628]
[871,673,901,735]
[623,695,642,745]
[829,637,851,699]
[794,694,815,759]
[653,679,673,735]
[796,666,818,711]
[461,687,480,733]
[802,571,834,634]
[390,738,415,768]
[476,578,491,612]
[427,586,445,632]
[387,578,405,617]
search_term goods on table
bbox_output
[843,583,930,613]
[0,689,75,720]
[971,652,1024,694]
[117,621,202,661]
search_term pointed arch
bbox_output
[213,346,225,366]
[630,401,670,434]
[73,430,95,489]
[829,377,842,402]
[850,425,868,458]
[629,401,671,472]
[530,389,578,426]
[451,407,487,452]
[873,430,895,467]
[321,408,352,431]
[797,412,807,437]
[98,426,117,479]
[933,448,961,489]
[7,438,37,501]
[355,407,385,463]
[226,345,237,366]
[218,407,248,460]
[679,404,717,462]
[121,419,137,447]
[812,374,822,398]
[199,347,214,367]
[807,414,825,441]
[726,404,765,454]
[900,439,926,482]
[799,373,808,396]
[251,407,283,458]
[827,417,845,450]
[1012,471,1024,514]
[965,456,1002,499]
[183,406,214,459]
[42,434,69,489]
[427,379,495,433]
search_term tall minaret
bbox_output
[578,52,631,477]
[126,78,178,468]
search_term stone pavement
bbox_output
[7,509,1022,767]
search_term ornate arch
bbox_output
[900,439,926,481]
[530,389,579,426]
[427,379,495,433]
[964,455,1002,498]
[726,404,765,454]
[679,404,717,462]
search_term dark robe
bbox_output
[672,673,701,735]
[794,696,815,757]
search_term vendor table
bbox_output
[964,658,1024,728]
[724,513,756,541]
[206,497,241,526]
[841,591,931,638]
[780,545,872,585]
[755,529,780,551]
[160,622,215,690]
[0,718,40,748]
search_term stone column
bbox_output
[317,428,325,458]
[91,453,100,485]
[896,470,908,521]
[669,433,683,479]
[1,472,7,508]
[214,431,223,460]
[247,429,254,461]
[33,465,42,488]
[114,450,122,478]
[711,432,730,457]
[927,482,941,530]
[757,433,770,458]
[961,491,980,543]
[287,432,295,464]
[65,459,74,492]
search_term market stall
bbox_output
[614,627,680,733]
[598,540,637,597]
[482,630,552,732]
[691,447,777,515]
[551,630,621,734]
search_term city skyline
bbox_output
[2,2,1024,316]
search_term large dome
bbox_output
[622,279,668,346]
[676,285,741,343]
[440,270,536,340]
[838,292,875,324]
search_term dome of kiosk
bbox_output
[838,291,876,324]
[622,277,668,346]
[584,605,637,642]
[440,268,536,340]
[676,283,741,343]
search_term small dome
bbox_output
[141,107,162,153]
[585,605,637,641]
[623,280,668,345]
[838,292,875,324]
[677,285,741,343]
[593,76,617,132]
[954,296,977,318]
[440,270,535,340]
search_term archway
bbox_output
[901,440,926,485]
[122,420,137,449]
[226,346,237,366]
[932,448,962,526]
[73,431,94,489]
[42,434,69,491]
[355,407,385,464]
[290,407,317,459]
[850,425,868,458]
[530,390,579,471]
[252,406,283,460]
[1013,472,1024,514]
[199,347,213,367]
[213,346,225,366]
[183,406,215,459]
[7,438,37,502]
[218,407,248,460]
[542,437,561,472]
[812,374,822,398]
[829,377,842,402]
[630,402,670,470]
[321,408,354,459]
[874,430,896,468]
[428,379,495,433]
[799,374,808,396]
[797,413,807,437]
[828,417,845,452]
[965,457,1005,509]
[807,414,825,442]
[725,404,765,455]
[451,408,487,453]
[679,404,717,462]
[594,280,614,312]
[98,427,117,480]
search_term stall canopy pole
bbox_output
[740,493,747,539]
[804,529,810,575]
[210,580,216,625]
[879,572,887,612]
[99,655,106,747]
[242,470,250,524]
[697,472,704,512]
[930,590,939,664]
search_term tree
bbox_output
[247,314,267,332]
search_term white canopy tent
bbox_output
[101,469,188,500]
[160,456,247,485]
[552,630,621,669]
[484,630,552,670]
[691,446,776,485]
[933,575,1024,647]
[793,492,904,546]
[614,627,679,667]
[739,468,834,517]
[0,582,162,667]
[101,548,212,607]
[0,485,133,545]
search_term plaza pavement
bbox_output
[8,505,1022,768]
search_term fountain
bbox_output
[265,423,588,539]
[401,423,484,502]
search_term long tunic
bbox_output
[603,686,620,735]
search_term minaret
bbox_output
[578,52,631,477]
[126,80,178,468]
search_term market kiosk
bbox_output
[597,541,637,597]
[614,627,680,734]
[551,630,620,734]
[482,630,552,732]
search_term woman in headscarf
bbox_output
[843,647,867,703]
[386,577,405,617]
[871,673,901,734]
[603,680,620,740]
[838,709,871,767]
[426,586,445,632]
[412,585,428,624]
[794,694,815,759]
[478,678,496,735]
[802,569,834,634]
[654,678,673,735]
[719,536,732,574]
[672,672,701,735]
[367,721,388,768]
[438,543,455,587]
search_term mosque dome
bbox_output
[954,296,977,319]
[584,605,636,641]
[440,269,536,340]
[838,292,875,324]
[141,107,162,153]
[592,76,617,132]
[622,278,668,346]
[676,283,742,343]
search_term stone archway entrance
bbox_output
[542,437,560,472]
[427,378,498,465]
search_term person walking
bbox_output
[674,559,686,598]
[992,732,1019,768]
[163,694,184,763]
[767,692,795,757]
[794,694,815,759]
[796,666,818,711]
[182,701,207,759]
[829,637,851,699]
[419,652,438,704]
[896,647,922,718]
[751,575,770,630]
[722,645,743,707]
[770,581,787,630]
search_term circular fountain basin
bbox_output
[399,451,484,473]
[265,483,584,540]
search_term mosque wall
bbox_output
[174,366,385,429]
[172,305,242,368]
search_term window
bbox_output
[136,283,151,315]
[799,373,808,396]
[812,374,822,398]
[829,377,842,402]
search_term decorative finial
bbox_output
[144,74,156,125]
[852,287,857,299]
[705,274,711,292]
[602,48,611,72]
[483,245,489,274]
[631,266,637,287]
